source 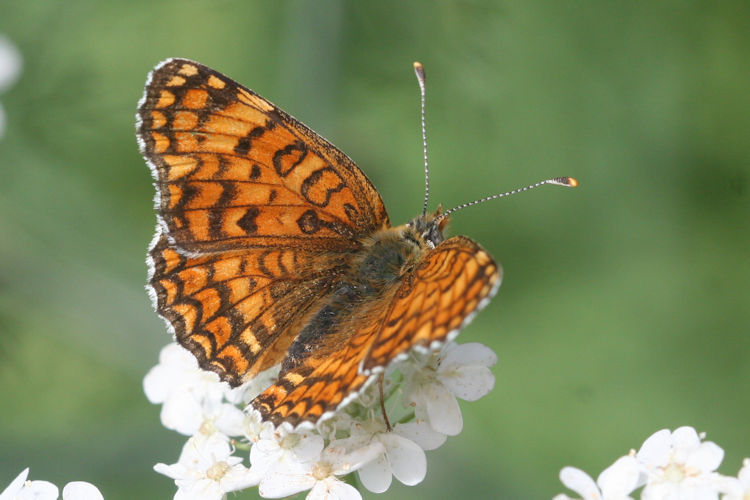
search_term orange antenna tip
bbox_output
[413,62,425,79]
[550,176,578,188]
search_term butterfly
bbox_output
[137,58,575,428]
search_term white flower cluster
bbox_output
[555,426,750,500]
[0,34,22,139]
[0,468,102,500]
[144,341,497,500]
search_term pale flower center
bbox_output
[206,461,230,481]
[199,420,216,436]
[663,462,686,483]
[312,462,333,481]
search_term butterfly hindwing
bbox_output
[251,236,501,426]
[362,235,501,372]
[148,229,349,384]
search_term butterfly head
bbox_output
[407,206,449,250]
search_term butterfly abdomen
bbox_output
[282,282,363,372]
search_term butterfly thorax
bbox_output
[349,208,449,292]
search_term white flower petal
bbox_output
[154,462,186,481]
[559,466,602,500]
[738,458,750,484]
[307,477,361,500]
[143,363,174,403]
[326,440,384,475]
[1,468,29,499]
[214,404,247,437]
[293,434,326,462]
[642,481,719,500]
[62,482,103,500]
[597,455,642,497]
[715,475,745,500]
[173,486,195,500]
[219,465,262,492]
[175,479,224,500]
[441,342,497,368]
[17,480,59,500]
[394,421,446,451]
[357,455,392,493]
[196,433,232,459]
[671,426,701,449]
[686,442,724,473]
[422,383,463,435]
[259,466,315,498]
[438,364,495,401]
[249,438,281,471]
[251,432,325,481]
[161,390,203,435]
[0,36,22,92]
[242,410,271,443]
[160,343,196,366]
[380,433,426,486]
[637,429,672,466]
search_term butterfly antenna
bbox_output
[436,176,579,222]
[414,62,430,217]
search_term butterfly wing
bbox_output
[148,229,346,385]
[139,59,390,384]
[362,235,501,372]
[137,58,389,254]
[252,235,501,427]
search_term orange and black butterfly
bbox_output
[137,59,575,428]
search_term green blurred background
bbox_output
[1,1,748,498]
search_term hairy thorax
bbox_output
[351,226,425,291]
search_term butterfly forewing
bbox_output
[138,58,389,255]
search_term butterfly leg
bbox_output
[378,372,392,432]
